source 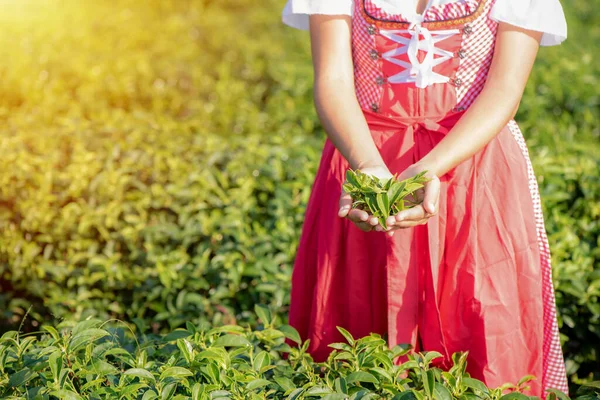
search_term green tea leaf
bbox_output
[370,366,393,382]
[213,334,251,347]
[392,391,418,400]
[286,388,304,400]
[365,193,380,216]
[206,363,220,384]
[163,330,192,342]
[49,350,63,383]
[580,381,600,390]
[441,371,457,389]
[388,181,407,207]
[346,169,360,188]
[124,368,156,383]
[274,376,295,391]
[305,385,333,395]
[277,324,302,345]
[403,181,425,194]
[142,389,159,400]
[383,176,394,190]
[422,369,434,398]
[207,325,246,336]
[517,374,537,386]
[336,326,355,346]
[545,389,570,400]
[322,394,349,400]
[68,328,109,353]
[499,393,531,400]
[191,384,203,400]
[9,368,37,388]
[433,383,453,400]
[43,326,61,341]
[120,383,147,398]
[90,359,119,376]
[423,351,443,365]
[161,382,177,400]
[247,378,271,390]
[346,371,379,384]
[376,193,390,219]
[343,183,356,194]
[254,304,273,326]
[49,389,82,400]
[160,366,193,381]
[463,377,489,394]
[333,351,354,361]
[253,350,270,372]
[334,377,347,394]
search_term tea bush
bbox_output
[0,0,318,329]
[0,0,598,394]
[1,307,598,399]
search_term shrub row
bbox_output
[1,307,598,399]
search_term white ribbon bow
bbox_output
[379,17,460,89]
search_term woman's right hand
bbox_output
[337,165,394,232]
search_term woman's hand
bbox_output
[376,164,440,236]
[338,165,394,232]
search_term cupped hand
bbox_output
[337,165,394,232]
[375,164,440,236]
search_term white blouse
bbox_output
[281,0,568,46]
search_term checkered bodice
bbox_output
[352,0,498,119]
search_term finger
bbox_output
[376,225,395,233]
[355,222,374,232]
[347,208,370,223]
[423,175,440,215]
[338,191,353,217]
[386,219,422,231]
[374,218,397,232]
[343,213,373,232]
[395,205,426,222]
[391,218,430,229]
[432,191,440,216]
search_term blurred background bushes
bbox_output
[0,0,597,392]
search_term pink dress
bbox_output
[282,0,569,397]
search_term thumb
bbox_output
[338,191,353,217]
[423,175,440,214]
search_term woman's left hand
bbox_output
[376,164,440,236]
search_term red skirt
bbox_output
[287,110,568,398]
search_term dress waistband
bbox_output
[362,108,466,135]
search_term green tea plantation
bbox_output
[0,0,598,398]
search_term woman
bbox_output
[281,0,568,397]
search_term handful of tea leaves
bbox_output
[342,169,430,230]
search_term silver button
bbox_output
[369,49,379,60]
[371,103,379,112]
[463,25,473,34]
[453,78,463,87]
[457,49,466,59]
[376,76,386,85]
[453,106,465,112]
[367,25,377,35]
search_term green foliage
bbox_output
[0,0,597,394]
[0,0,320,332]
[342,170,429,229]
[0,309,597,399]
